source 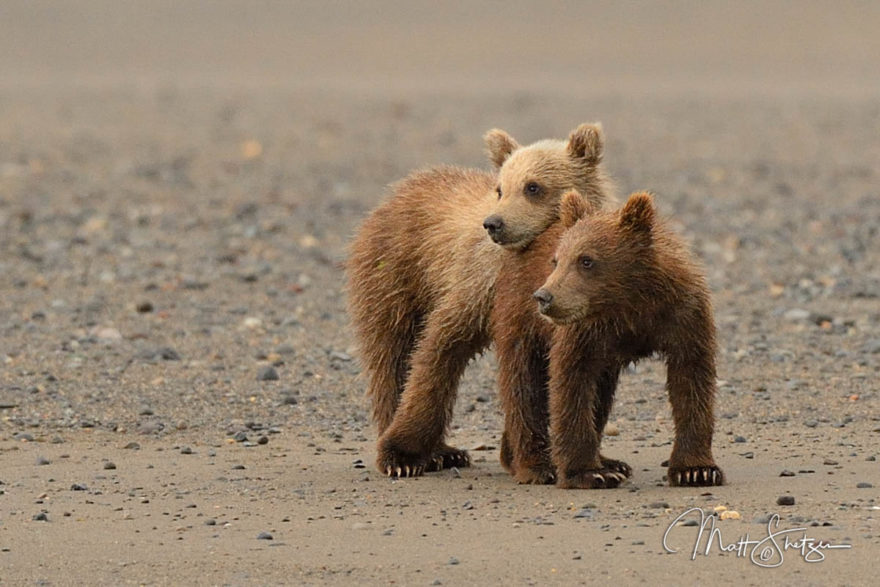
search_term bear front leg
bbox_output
[665,354,724,487]
[496,335,554,485]
[376,305,484,478]
[548,331,627,489]
[593,367,632,479]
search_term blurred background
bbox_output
[2,0,878,95]
[0,1,877,439]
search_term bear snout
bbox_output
[483,215,505,241]
[533,288,554,313]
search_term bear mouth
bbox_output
[488,232,529,250]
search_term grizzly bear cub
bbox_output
[493,191,724,488]
[348,123,614,477]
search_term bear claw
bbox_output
[668,465,724,487]
[559,467,629,489]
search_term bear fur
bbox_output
[493,190,724,488]
[543,191,723,487]
[347,123,614,477]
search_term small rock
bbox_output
[448,557,460,566]
[103,462,117,470]
[35,457,50,466]
[257,366,279,381]
[733,435,747,443]
[779,470,795,477]
[856,482,873,489]
[204,518,216,526]
[650,502,670,509]
[159,347,181,361]
[136,301,154,313]
[461,501,474,510]
[573,508,595,519]
[256,531,273,540]
[94,327,122,341]
[783,308,810,322]
[124,442,140,450]
[180,446,193,455]
[823,459,838,465]
[777,495,795,506]
[70,483,88,491]
[804,420,818,428]
[604,422,620,436]
[257,436,269,445]
[33,512,48,522]
[233,431,248,442]
[861,339,880,354]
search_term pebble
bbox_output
[70,483,88,491]
[124,442,140,450]
[649,502,670,509]
[448,557,460,566]
[856,482,873,489]
[861,339,880,354]
[573,508,595,519]
[159,347,181,361]
[604,422,620,436]
[461,501,474,510]
[256,531,273,540]
[33,512,48,522]
[777,495,795,506]
[823,458,838,465]
[804,420,818,428]
[180,446,193,454]
[35,457,50,466]
[257,366,279,381]
[204,518,216,526]
[783,308,810,321]
[733,435,747,443]
[779,469,795,477]
[103,462,117,470]
[136,301,154,313]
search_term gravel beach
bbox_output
[1,2,877,584]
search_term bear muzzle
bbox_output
[533,288,554,314]
[482,214,505,243]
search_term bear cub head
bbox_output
[534,190,659,324]
[482,122,610,250]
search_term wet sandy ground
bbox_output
[1,2,878,584]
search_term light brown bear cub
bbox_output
[347,124,614,477]
[494,190,724,488]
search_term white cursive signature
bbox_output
[663,507,852,567]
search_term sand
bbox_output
[0,1,877,585]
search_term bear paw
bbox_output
[668,465,724,487]
[600,457,633,479]
[425,444,471,472]
[376,443,430,478]
[513,463,556,485]
[558,467,629,489]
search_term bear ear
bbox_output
[559,189,595,228]
[567,122,604,164]
[619,192,655,241]
[484,128,520,168]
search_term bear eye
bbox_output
[496,186,502,200]
[579,255,594,269]
[551,257,558,267]
[524,182,541,196]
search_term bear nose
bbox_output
[533,288,553,311]
[483,215,504,235]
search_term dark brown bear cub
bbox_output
[534,191,723,488]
